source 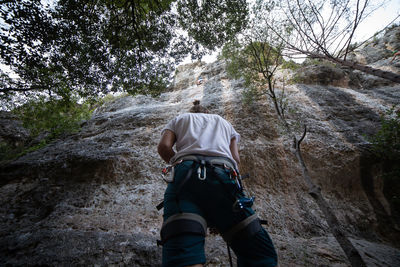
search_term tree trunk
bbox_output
[266,63,367,266]
[294,144,367,267]
[313,53,400,84]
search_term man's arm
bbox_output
[158,129,176,163]
[229,137,240,166]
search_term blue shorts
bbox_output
[162,161,278,267]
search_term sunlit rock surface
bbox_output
[1,29,400,266]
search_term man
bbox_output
[196,76,204,85]
[157,100,278,267]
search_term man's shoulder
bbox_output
[174,113,227,123]
[175,112,217,118]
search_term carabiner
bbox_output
[197,160,206,180]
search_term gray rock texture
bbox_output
[1,28,400,267]
[295,26,400,89]
[0,111,30,147]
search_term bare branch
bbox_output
[0,87,39,93]
[298,124,307,147]
[342,0,370,59]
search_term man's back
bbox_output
[157,101,278,267]
[162,113,240,165]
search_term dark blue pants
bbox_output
[162,161,278,267]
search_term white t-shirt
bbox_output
[161,113,240,165]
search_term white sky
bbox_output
[354,0,400,41]
[187,0,400,65]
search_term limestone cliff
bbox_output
[0,28,400,266]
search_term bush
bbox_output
[0,96,93,161]
[369,107,400,217]
[13,96,93,139]
[370,107,400,161]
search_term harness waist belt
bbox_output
[175,155,236,171]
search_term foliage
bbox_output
[222,39,283,87]
[369,107,400,215]
[221,3,288,118]
[12,96,93,139]
[0,0,248,105]
[0,92,136,162]
[370,107,400,162]
[250,0,400,86]
[1,96,93,161]
[281,60,300,71]
[241,85,263,105]
[177,0,248,51]
[0,138,48,162]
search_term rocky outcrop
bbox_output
[295,26,400,88]
[293,63,348,86]
[351,26,400,65]
[1,31,400,266]
[0,111,30,148]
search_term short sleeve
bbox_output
[161,117,177,135]
[223,117,240,143]
[231,126,240,143]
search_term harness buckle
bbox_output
[197,160,206,180]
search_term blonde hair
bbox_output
[189,100,209,113]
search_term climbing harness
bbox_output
[161,166,174,182]
[157,155,244,210]
[158,212,207,246]
[233,196,255,212]
[157,155,265,267]
[221,213,261,244]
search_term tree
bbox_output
[222,3,366,266]
[0,0,248,103]
[263,0,400,83]
[369,107,400,220]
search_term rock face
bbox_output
[1,31,400,266]
[0,111,30,148]
[295,26,400,89]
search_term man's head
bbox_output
[189,100,209,113]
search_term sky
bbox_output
[354,0,400,41]
[186,0,400,65]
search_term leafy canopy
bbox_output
[0,0,248,103]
